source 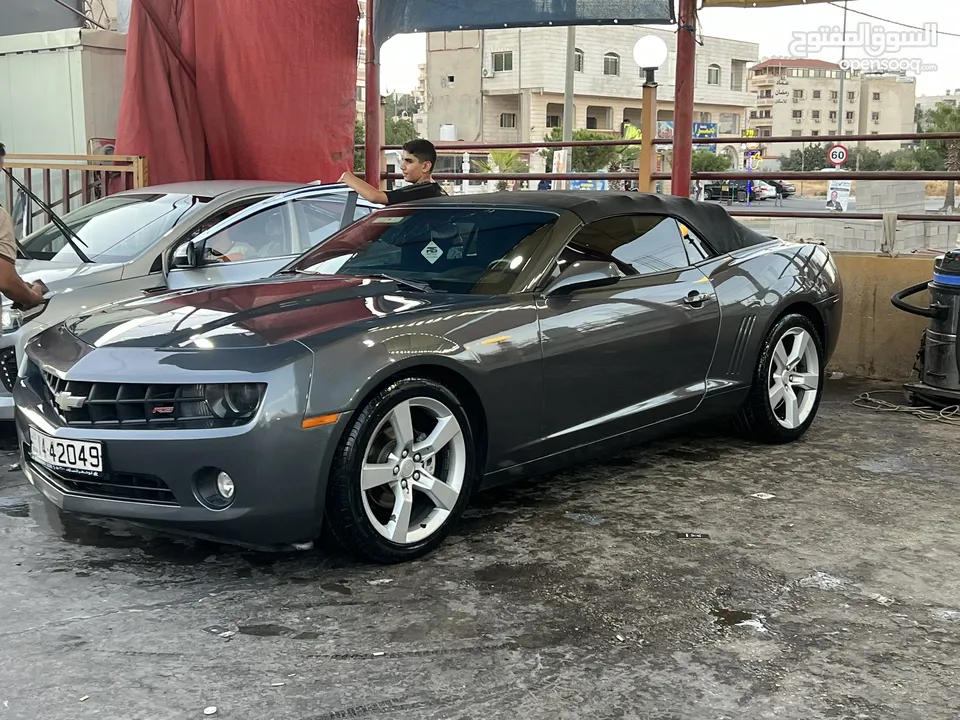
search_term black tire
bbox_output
[735,313,825,444]
[324,376,478,564]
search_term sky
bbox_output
[377,0,958,97]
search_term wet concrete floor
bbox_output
[0,380,958,719]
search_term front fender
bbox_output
[304,330,483,419]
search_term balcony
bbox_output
[756,95,774,106]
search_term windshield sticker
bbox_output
[421,240,443,264]
[373,216,406,224]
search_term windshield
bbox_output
[20,193,196,263]
[287,206,558,294]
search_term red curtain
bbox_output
[115,0,359,186]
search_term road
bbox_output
[1,380,959,719]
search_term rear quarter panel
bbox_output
[698,240,842,389]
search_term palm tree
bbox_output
[922,104,960,213]
[476,150,529,191]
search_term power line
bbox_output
[826,2,960,39]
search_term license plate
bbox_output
[29,427,103,475]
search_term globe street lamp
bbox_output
[633,35,668,193]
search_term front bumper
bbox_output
[14,365,350,549]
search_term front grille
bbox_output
[25,454,178,505]
[40,369,215,429]
[0,348,17,392]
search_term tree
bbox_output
[921,104,960,212]
[691,151,732,172]
[848,146,884,171]
[778,143,830,171]
[475,150,529,191]
[540,128,623,173]
[354,119,365,174]
[384,93,419,120]
[385,117,418,146]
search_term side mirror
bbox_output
[185,240,198,268]
[544,260,623,297]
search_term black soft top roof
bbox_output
[410,191,772,255]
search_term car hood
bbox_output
[13,258,124,291]
[63,275,461,350]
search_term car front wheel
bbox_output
[324,376,477,564]
[735,313,824,443]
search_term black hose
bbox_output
[891,281,945,319]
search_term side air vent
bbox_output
[727,315,757,376]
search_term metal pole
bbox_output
[363,0,381,188]
[836,0,848,138]
[563,26,576,142]
[671,0,697,196]
[639,71,657,193]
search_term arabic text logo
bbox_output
[788,22,937,59]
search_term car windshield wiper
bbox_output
[279,268,433,293]
[363,273,434,293]
[3,167,93,263]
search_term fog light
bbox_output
[194,467,236,510]
[216,472,235,499]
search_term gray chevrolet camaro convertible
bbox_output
[14,192,842,564]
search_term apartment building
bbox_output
[356,0,367,119]
[748,58,917,158]
[421,25,759,168]
[917,90,960,116]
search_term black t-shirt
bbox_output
[383,181,446,205]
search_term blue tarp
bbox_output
[373,0,674,48]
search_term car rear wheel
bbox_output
[735,313,824,444]
[324,377,477,564]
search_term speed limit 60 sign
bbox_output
[828,144,848,166]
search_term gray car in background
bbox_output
[15,192,842,565]
[0,181,377,419]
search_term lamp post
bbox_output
[633,35,668,193]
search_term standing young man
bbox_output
[339,138,446,205]
[0,143,47,311]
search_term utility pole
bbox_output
[836,0,848,139]
[563,26,576,143]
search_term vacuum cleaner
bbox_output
[891,249,960,408]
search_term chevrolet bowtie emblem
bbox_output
[54,391,86,411]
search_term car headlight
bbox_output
[2,302,46,331]
[1,307,21,331]
[204,383,265,419]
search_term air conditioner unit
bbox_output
[482,68,494,77]
[814,117,821,123]
[794,117,803,123]
[793,97,800,102]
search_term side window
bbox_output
[292,197,356,252]
[201,203,292,263]
[678,223,716,263]
[557,215,692,277]
[183,200,263,242]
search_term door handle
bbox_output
[683,291,705,307]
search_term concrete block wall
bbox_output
[772,177,955,254]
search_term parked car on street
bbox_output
[0,181,377,419]
[15,191,842,564]
[755,181,778,200]
[769,180,796,196]
[702,180,762,202]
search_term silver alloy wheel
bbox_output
[360,396,466,545]
[768,327,820,430]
